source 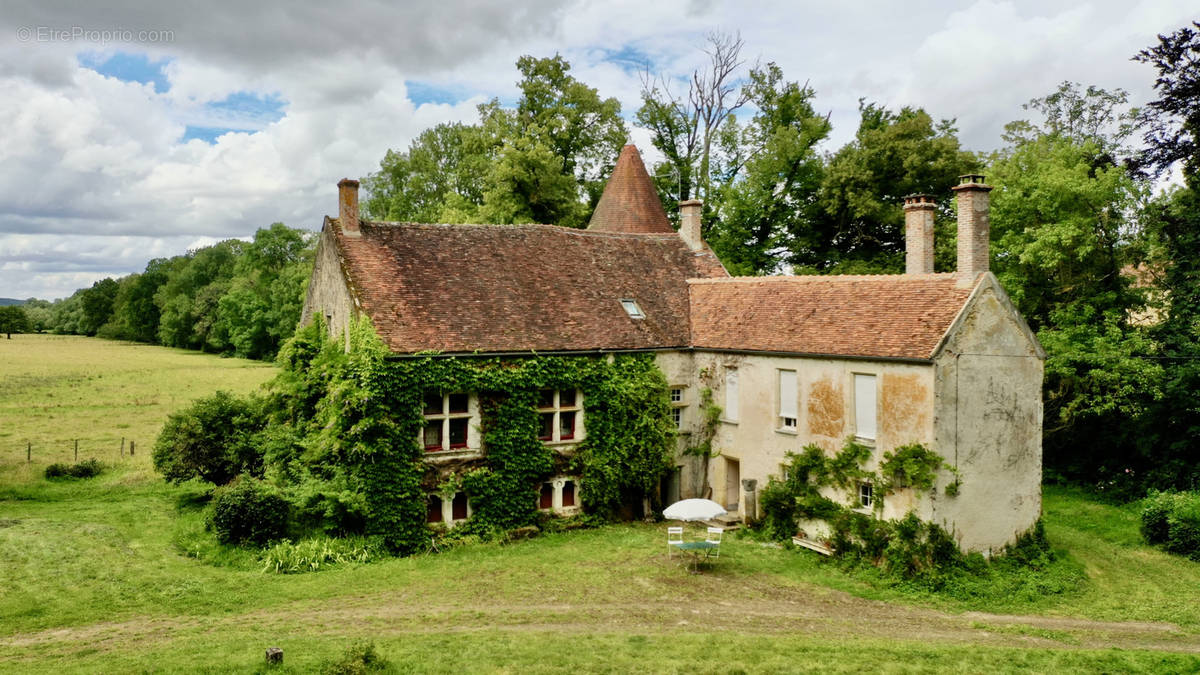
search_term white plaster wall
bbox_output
[673,351,937,521]
[932,279,1044,553]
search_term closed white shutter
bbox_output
[725,369,739,421]
[854,374,877,440]
[779,370,797,419]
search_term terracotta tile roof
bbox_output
[333,219,727,353]
[688,274,976,360]
[587,145,674,234]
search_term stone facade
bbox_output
[299,219,356,347]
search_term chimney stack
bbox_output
[679,199,703,251]
[952,174,992,284]
[902,194,936,275]
[338,178,360,237]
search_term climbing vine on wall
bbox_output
[266,317,677,549]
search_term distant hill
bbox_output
[0,298,23,306]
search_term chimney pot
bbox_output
[903,194,936,275]
[338,178,360,237]
[951,174,993,285]
[678,199,704,251]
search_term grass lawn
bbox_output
[0,334,275,483]
[2,335,1200,672]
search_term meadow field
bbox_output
[2,335,1200,673]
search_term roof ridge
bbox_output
[687,273,959,284]
[359,220,684,240]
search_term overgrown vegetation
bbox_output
[755,440,1068,591]
[152,316,677,558]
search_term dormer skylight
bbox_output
[620,298,645,319]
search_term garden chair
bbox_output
[667,526,684,558]
[705,526,723,560]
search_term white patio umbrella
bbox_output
[663,498,727,522]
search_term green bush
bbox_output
[44,458,104,479]
[758,478,798,539]
[210,477,289,546]
[1141,491,1173,545]
[152,391,265,485]
[1140,490,1200,560]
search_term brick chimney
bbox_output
[679,199,703,251]
[903,194,936,275]
[951,174,992,285]
[338,178,360,237]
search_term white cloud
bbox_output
[0,0,1196,299]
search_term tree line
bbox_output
[16,223,313,361]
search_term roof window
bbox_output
[620,299,645,319]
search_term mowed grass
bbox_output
[2,335,1200,672]
[0,334,274,483]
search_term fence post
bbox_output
[27,442,31,463]
[74,439,78,462]
[121,437,125,456]
[130,440,135,456]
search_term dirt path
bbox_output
[5,580,1198,660]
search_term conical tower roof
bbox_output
[587,145,674,234]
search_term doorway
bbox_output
[724,458,740,512]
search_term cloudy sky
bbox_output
[0,1,1194,300]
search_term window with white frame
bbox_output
[669,386,686,429]
[423,392,472,452]
[778,369,798,430]
[537,389,582,442]
[859,482,874,508]
[427,492,471,524]
[724,368,739,422]
[538,477,580,512]
[853,373,877,441]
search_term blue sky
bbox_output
[78,51,287,142]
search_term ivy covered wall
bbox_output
[272,317,677,553]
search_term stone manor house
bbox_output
[301,145,1044,554]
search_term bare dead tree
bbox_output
[637,30,753,202]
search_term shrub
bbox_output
[210,477,289,546]
[1140,490,1200,560]
[1141,491,1173,545]
[320,641,391,675]
[153,391,265,485]
[758,478,798,539]
[44,459,104,479]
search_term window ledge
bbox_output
[542,439,582,449]
[424,448,483,462]
[775,427,799,436]
[720,418,739,425]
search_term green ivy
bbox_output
[262,317,676,549]
[878,442,947,494]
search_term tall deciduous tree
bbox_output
[704,64,831,274]
[0,305,30,338]
[363,55,626,228]
[817,103,979,273]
